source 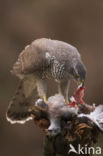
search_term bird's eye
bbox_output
[74,73,79,78]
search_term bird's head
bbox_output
[71,60,87,86]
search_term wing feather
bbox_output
[11,38,80,78]
[12,40,48,77]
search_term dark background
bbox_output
[0,0,103,156]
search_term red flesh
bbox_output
[69,86,86,107]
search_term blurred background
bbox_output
[0,0,103,156]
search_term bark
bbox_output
[29,98,100,156]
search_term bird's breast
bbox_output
[41,58,70,81]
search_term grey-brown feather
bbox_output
[12,38,85,98]
[7,38,86,123]
[12,38,81,79]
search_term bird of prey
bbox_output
[7,38,86,123]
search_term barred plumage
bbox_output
[7,38,86,123]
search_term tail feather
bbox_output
[6,79,38,124]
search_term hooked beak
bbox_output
[73,73,85,87]
[77,79,85,87]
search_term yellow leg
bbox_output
[43,95,47,104]
[65,97,69,104]
[58,80,70,105]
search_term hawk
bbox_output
[7,38,86,123]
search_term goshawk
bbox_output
[7,38,86,123]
